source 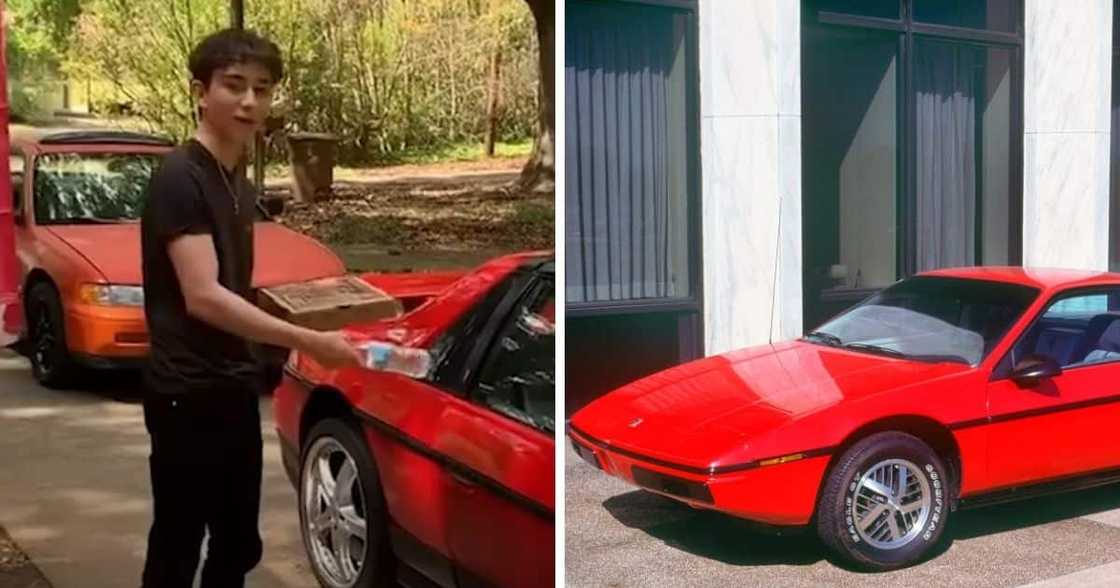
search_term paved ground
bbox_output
[0,350,317,588]
[566,445,1120,587]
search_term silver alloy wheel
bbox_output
[851,458,932,550]
[302,436,368,588]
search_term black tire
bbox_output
[816,432,950,571]
[299,418,394,588]
[26,282,80,388]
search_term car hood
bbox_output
[46,222,345,286]
[570,340,965,469]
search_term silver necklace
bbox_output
[203,144,240,215]
[215,161,240,215]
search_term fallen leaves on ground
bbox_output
[269,172,554,252]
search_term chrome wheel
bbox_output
[851,458,931,550]
[302,436,368,588]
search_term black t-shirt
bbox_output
[141,139,262,395]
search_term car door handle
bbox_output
[448,468,479,489]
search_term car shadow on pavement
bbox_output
[949,482,1120,539]
[601,491,824,567]
[603,482,1120,570]
[70,369,145,403]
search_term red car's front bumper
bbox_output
[569,425,830,526]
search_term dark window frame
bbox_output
[10,147,25,218]
[1111,12,1120,272]
[565,0,704,331]
[803,0,1024,313]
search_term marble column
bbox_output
[699,0,801,356]
[1023,0,1112,270]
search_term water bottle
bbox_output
[359,341,433,378]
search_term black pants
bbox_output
[141,385,264,588]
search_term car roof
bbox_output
[918,266,1120,291]
[11,127,174,148]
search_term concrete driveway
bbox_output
[0,350,318,587]
[566,445,1120,587]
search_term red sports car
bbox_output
[275,252,554,588]
[570,267,1120,570]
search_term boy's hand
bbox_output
[300,331,363,369]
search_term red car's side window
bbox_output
[474,280,555,434]
[1008,287,1120,370]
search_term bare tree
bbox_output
[517,0,553,193]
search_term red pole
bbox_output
[0,0,20,344]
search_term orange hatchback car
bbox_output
[9,128,346,387]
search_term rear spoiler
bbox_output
[359,270,467,312]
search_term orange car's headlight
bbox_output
[78,284,144,307]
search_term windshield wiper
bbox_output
[804,331,843,346]
[842,342,908,359]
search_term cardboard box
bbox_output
[258,275,403,331]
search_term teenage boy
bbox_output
[139,28,362,587]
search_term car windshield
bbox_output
[806,276,1039,366]
[33,152,162,224]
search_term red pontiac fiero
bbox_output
[276,252,554,588]
[570,267,1120,570]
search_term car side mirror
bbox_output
[1010,353,1062,388]
[262,194,285,217]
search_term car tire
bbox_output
[816,431,950,571]
[27,283,80,389]
[299,418,394,588]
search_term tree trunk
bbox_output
[230,0,244,29]
[517,0,554,194]
[484,44,502,157]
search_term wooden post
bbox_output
[229,0,265,192]
[484,45,502,157]
[230,0,244,29]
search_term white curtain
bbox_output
[915,41,977,272]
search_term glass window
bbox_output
[1013,291,1120,368]
[803,26,898,298]
[801,0,1021,332]
[808,276,1037,366]
[913,40,1014,271]
[913,0,1016,33]
[1046,295,1109,318]
[475,282,555,434]
[566,1,692,304]
[33,152,161,224]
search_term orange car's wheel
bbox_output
[299,418,394,588]
[27,283,80,389]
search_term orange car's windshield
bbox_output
[33,152,161,224]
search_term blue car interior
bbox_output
[1017,311,1120,367]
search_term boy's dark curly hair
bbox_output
[189,28,283,85]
